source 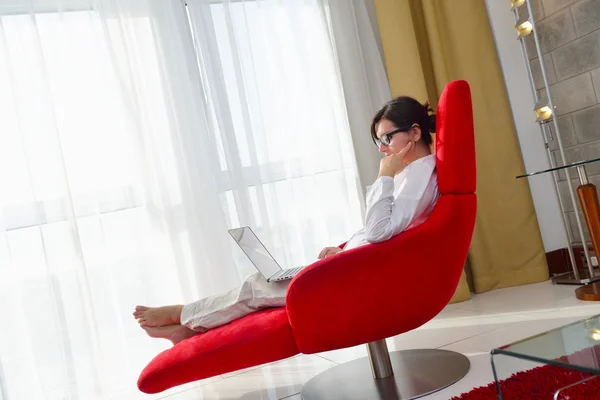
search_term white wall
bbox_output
[485,0,568,252]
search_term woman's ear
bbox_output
[411,124,422,143]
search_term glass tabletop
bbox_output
[492,314,600,375]
[516,157,600,179]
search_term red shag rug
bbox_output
[452,347,600,399]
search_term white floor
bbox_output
[138,281,600,400]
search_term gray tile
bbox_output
[552,149,569,181]
[592,67,600,104]
[531,0,546,21]
[569,140,600,175]
[551,150,563,180]
[568,211,591,243]
[541,0,578,17]
[556,178,579,212]
[552,149,571,181]
[525,33,538,61]
[553,30,600,80]
[573,105,600,144]
[552,141,600,180]
[530,54,557,90]
[577,141,600,176]
[588,174,600,205]
[547,114,577,150]
[533,9,576,54]
[521,0,546,22]
[523,7,574,60]
[548,73,596,115]
[571,0,600,37]
[589,173,600,190]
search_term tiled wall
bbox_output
[525,0,600,244]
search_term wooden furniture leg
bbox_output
[575,166,600,300]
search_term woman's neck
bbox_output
[406,144,432,164]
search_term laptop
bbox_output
[228,226,304,282]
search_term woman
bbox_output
[133,96,439,344]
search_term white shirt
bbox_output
[344,154,439,250]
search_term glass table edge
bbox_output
[494,314,600,350]
[490,349,600,376]
[490,313,600,376]
[516,157,600,179]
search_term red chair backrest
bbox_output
[286,81,478,353]
[436,80,476,195]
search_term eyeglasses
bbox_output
[374,127,408,147]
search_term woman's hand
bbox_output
[318,246,342,259]
[378,141,413,178]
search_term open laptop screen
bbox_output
[229,227,282,279]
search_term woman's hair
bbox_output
[370,96,436,146]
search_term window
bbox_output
[0,10,143,232]
[190,1,362,266]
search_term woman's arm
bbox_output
[364,160,435,243]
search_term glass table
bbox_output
[516,157,600,180]
[491,314,600,399]
[517,157,600,288]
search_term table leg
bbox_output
[576,167,600,272]
[554,375,599,400]
[575,165,600,300]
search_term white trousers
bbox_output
[180,272,290,332]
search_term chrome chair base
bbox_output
[301,348,470,400]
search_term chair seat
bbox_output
[137,307,299,394]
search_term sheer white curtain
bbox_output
[0,0,388,399]
[186,0,371,270]
[0,2,207,399]
[327,0,392,190]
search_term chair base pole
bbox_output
[367,340,394,379]
[301,349,470,400]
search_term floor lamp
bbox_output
[510,0,600,285]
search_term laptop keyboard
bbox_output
[277,266,304,280]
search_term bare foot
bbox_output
[133,305,183,327]
[142,324,198,345]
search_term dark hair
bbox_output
[370,96,436,146]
